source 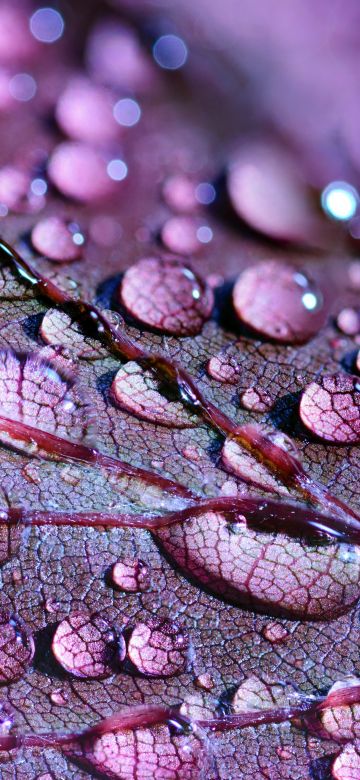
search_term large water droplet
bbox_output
[112,361,198,427]
[110,558,150,593]
[31,216,85,262]
[51,611,124,679]
[0,611,34,683]
[119,257,214,336]
[336,307,360,336]
[331,743,360,779]
[300,373,360,443]
[55,76,120,145]
[127,618,190,677]
[233,261,327,344]
[156,511,360,620]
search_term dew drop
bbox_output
[262,622,290,644]
[227,141,318,243]
[50,688,68,707]
[55,76,120,145]
[240,387,273,413]
[31,216,85,262]
[40,308,106,360]
[207,348,240,384]
[110,558,150,593]
[162,174,198,214]
[52,611,123,679]
[112,361,198,427]
[119,257,214,336]
[336,307,360,336]
[0,611,34,683]
[233,261,326,344]
[48,142,118,202]
[127,618,190,677]
[331,743,360,779]
[317,679,360,742]
[221,436,290,495]
[45,598,61,614]
[194,673,214,691]
[0,165,44,213]
[161,216,208,255]
[300,373,360,443]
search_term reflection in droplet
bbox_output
[321,181,358,221]
[9,72,37,101]
[113,97,141,127]
[30,7,65,44]
[153,34,188,70]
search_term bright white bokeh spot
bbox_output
[30,7,64,43]
[302,292,318,310]
[72,232,85,246]
[321,181,358,221]
[195,182,216,205]
[107,159,128,181]
[113,98,141,127]
[31,178,47,196]
[153,34,188,70]
[9,73,37,101]
[197,225,213,243]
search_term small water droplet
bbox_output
[127,618,190,677]
[300,373,360,443]
[56,76,120,145]
[233,260,326,344]
[50,688,68,706]
[31,216,85,262]
[48,142,118,202]
[110,558,150,593]
[240,387,273,413]
[161,216,209,255]
[262,622,290,644]
[194,673,214,691]
[45,598,61,613]
[336,307,360,336]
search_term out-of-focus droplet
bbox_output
[233,260,327,344]
[110,558,150,593]
[48,142,118,202]
[0,165,44,213]
[86,20,154,92]
[321,181,358,221]
[119,256,214,336]
[31,216,85,262]
[55,77,120,145]
[153,34,188,70]
[8,72,37,102]
[300,373,360,443]
[336,307,360,336]
[0,611,35,683]
[127,618,190,677]
[162,174,198,213]
[227,141,317,243]
[348,260,360,291]
[0,5,37,64]
[161,215,209,254]
[52,611,123,679]
[30,7,65,44]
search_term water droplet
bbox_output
[0,611,34,683]
[194,673,214,691]
[162,174,198,213]
[156,510,360,619]
[227,141,318,243]
[182,444,202,462]
[0,5,37,64]
[336,307,360,336]
[348,260,360,291]
[31,216,85,262]
[331,743,360,779]
[127,618,190,677]
[207,348,240,384]
[233,260,326,344]
[50,688,68,706]
[221,436,289,495]
[161,216,209,255]
[52,611,124,679]
[48,142,118,202]
[240,387,273,413]
[119,257,214,336]
[0,165,44,213]
[40,308,107,360]
[112,361,197,427]
[300,373,360,443]
[45,598,61,614]
[0,349,95,453]
[262,622,290,644]
[56,76,120,145]
[86,20,155,93]
[110,558,150,593]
